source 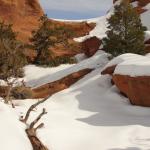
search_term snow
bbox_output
[0,99,32,150]
[24,64,74,88]
[114,55,150,77]
[102,53,145,71]
[74,16,108,42]
[74,0,150,43]
[24,50,109,88]
[102,53,150,77]
[74,53,87,62]
[14,67,150,150]
[141,4,150,30]
[1,48,150,150]
[145,31,150,41]
[131,1,138,7]
[0,1,150,150]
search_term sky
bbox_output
[40,0,112,20]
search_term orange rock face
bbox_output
[113,75,150,107]
[0,0,44,42]
[101,65,117,75]
[81,36,101,57]
[113,0,150,14]
[0,0,95,61]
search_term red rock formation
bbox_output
[32,69,93,98]
[0,0,95,61]
[113,75,150,107]
[113,0,150,14]
[0,0,44,42]
[81,36,101,57]
[101,65,117,75]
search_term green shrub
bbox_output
[36,56,76,67]
[102,0,146,57]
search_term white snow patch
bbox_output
[24,51,109,88]
[114,55,150,76]
[75,53,87,62]
[102,53,145,71]
[145,31,150,41]
[141,4,150,30]
[0,99,32,150]
[14,68,150,150]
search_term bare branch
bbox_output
[20,95,50,123]
[35,123,44,131]
[29,108,47,129]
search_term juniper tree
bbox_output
[103,0,146,57]
[30,14,54,65]
[0,22,26,105]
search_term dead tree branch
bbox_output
[20,96,50,124]
[29,108,47,129]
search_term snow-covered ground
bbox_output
[0,1,150,149]
[0,100,32,150]
[2,51,148,150]
[24,51,109,88]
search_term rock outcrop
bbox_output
[113,74,150,107]
[32,69,93,99]
[0,0,95,61]
[79,0,150,57]
[113,0,150,14]
[102,53,150,107]
[0,0,44,42]
[81,36,101,57]
[101,65,116,75]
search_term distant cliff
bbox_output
[0,0,44,42]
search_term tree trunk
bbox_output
[26,128,48,150]
[5,85,11,104]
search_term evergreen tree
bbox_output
[30,14,54,65]
[102,0,146,57]
[0,22,26,105]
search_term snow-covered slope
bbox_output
[24,51,109,88]
[1,50,150,150]
[10,51,150,150]
[0,100,32,150]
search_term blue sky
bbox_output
[40,0,112,20]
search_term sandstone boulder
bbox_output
[102,53,150,107]
[101,65,116,75]
[81,36,101,57]
[113,75,150,107]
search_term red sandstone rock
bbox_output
[0,0,95,61]
[101,65,117,75]
[113,74,150,107]
[113,0,150,14]
[81,36,101,57]
[32,69,93,99]
[0,0,44,42]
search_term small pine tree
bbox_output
[103,0,146,57]
[30,14,54,65]
[0,22,26,105]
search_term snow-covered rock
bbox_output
[24,50,109,88]
[14,61,150,150]
[101,53,150,107]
